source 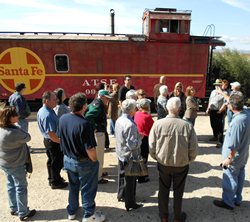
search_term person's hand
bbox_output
[222,157,231,168]
[205,109,210,115]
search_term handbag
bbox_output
[124,157,148,177]
[25,144,33,174]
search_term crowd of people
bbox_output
[0,76,249,222]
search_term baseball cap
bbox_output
[98,89,112,99]
[230,81,241,88]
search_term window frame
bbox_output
[54,54,70,73]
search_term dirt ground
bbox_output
[0,113,250,222]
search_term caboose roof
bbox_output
[0,32,146,42]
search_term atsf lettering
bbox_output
[82,78,117,87]
[0,66,43,76]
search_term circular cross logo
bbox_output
[0,47,45,95]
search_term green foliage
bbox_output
[212,48,250,97]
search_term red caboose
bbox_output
[0,8,225,109]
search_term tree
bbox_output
[212,48,250,98]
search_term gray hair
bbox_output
[159,85,168,95]
[121,99,137,114]
[166,97,181,114]
[137,98,151,111]
[229,93,244,111]
[126,89,137,100]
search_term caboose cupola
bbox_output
[142,8,191,42]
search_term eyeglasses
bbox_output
[176,85,182,88]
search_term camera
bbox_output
[220,163,228,170]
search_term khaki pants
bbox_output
[94,132,105,180]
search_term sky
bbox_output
[0,0,250,52]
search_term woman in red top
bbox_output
[134,98,154,183]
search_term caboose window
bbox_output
[156,19,180,34]
[54,54,69,72]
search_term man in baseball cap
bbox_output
[230,81,241,90]
[98,89,112,99]
[85,89,112,184]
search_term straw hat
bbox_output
[213,79,223,85]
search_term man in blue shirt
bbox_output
[59,92,106,222]
[37,91,67,189]
[213,94,250,210]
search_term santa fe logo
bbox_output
[0,47,45,95]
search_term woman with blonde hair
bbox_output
[183,86,199,126]
[169,82,186,118]
[136,89,146,100]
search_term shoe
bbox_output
[98,178,108,184]
[235,203,241,207]
[60,177,66,183]
[174,212,187,222]
[213,200,233,210]
[216,143,222,148]
[82,211,106,222]
[10,210,18,215]
[102,172,108,177]
[19,209,36,221]
[68,214,76,220]
[209,137,218,141]
[126,203,143,211]
[118,197,125,202]
[49,178,66,186]
[51,182,68,189]
[138,177,150,183]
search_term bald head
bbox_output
[160,76,166,84]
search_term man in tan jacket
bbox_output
[149,97,198,222]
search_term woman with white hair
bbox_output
[125,89,138,100]
[134,98,154,183]
[115,99,143,211]
[157,85,168,119]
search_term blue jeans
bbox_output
[63,155,99,218]
[222,166,245,208]
[110,119,116,135]
[227,109,233,125]
[0,165,29,217]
